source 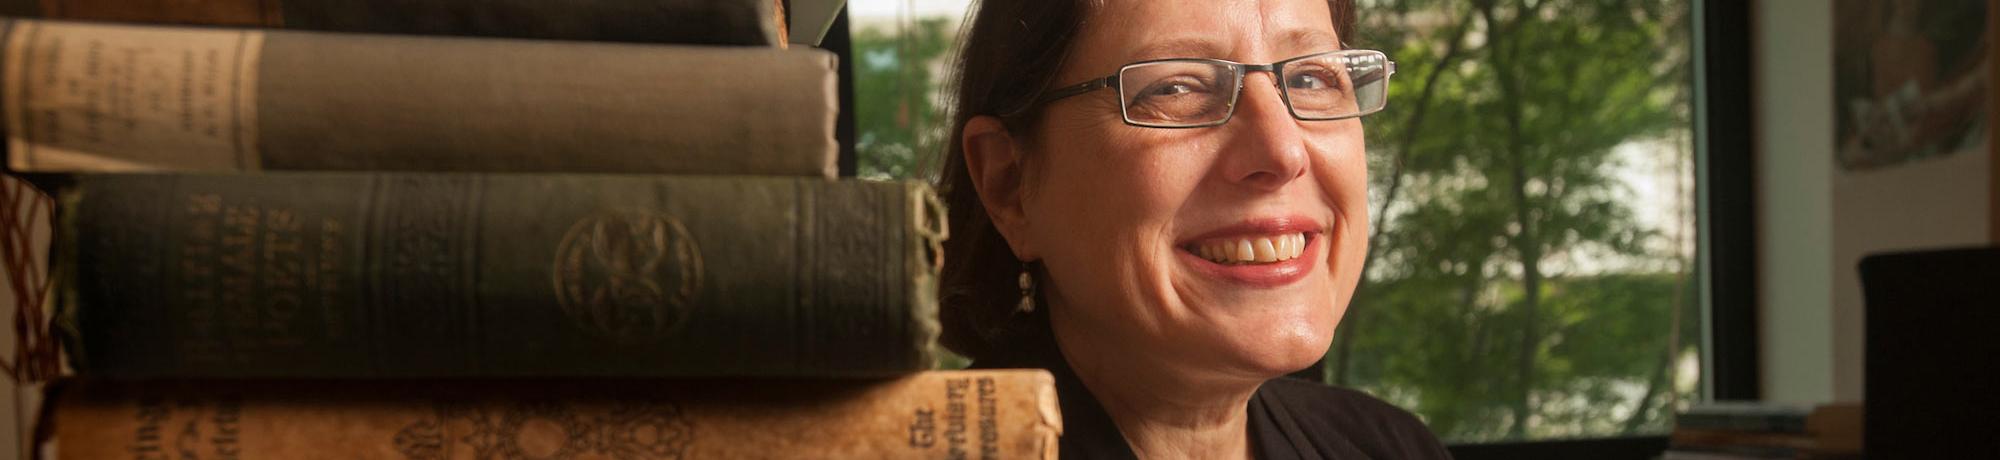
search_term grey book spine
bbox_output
[0,0,782,46]
[1,18,836,176]
[56,173,946,378]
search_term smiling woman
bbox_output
[935,0,1451,458]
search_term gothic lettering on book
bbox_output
[379,175,472,341]
[392,399,694,460]
[936,377,1005,460]
[178,194,224,365]
[907,406,937,448]
[977,376,1001,459]
[173,193,332,366]
[944,378,968,459]
[553,210,703,345]
[123,394,245,460]
[317,217,345,338]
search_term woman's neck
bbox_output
[1050,310,1264,460]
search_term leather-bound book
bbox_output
[56,173,946,378]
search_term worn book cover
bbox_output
[45,370,1062,459]
[56,173,946,378]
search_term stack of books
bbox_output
[1663,402,1861,460]
[0,1,1060,458]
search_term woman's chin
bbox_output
[1212,313,1339,377]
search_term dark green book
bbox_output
[55,173,946,378]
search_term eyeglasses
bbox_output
[1022,49,1395,128]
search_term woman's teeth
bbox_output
[1193,233,1308,264]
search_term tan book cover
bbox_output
[44,370,1061,459]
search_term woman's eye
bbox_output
[1127,76,1226,122]
[1150,83,1193,96]
[1141,79,1206,97]
[1287,73,1332,90]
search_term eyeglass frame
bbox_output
[1011,49,1397,129]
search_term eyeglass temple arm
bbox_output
[1350,61,1397,87]
[992,75,1120,118]
[1033,76,1117,106]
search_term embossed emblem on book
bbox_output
[552,211,703,344]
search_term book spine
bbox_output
[56,173,947,378]
[3,0,780,46]
[48,370,1062,460]
[1669,428,1818,451]
[1,18,836,176]
[1675,413,1808,434]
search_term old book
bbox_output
[0,0,786,46]
[1802,403,1861,455]
[1659,449,1795,460]
[56,173,947,378]
[45,370,1062,460]
[1670,428,1818,451]
[1,18,837,177]
[1677,402,1811,433]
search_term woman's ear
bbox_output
[962,115,1038,261]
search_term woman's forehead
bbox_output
[1078,0,1342,63]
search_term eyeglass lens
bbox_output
[1117,51,1389,127]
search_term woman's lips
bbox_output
[1192,232,1308,264]
[1177,217,1325,288]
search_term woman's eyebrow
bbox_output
[1128,29,1344,62]
[1278,28,1345,52]
[1128,37,1227,61]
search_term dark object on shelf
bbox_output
[1860,247,2000,459]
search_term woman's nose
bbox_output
[1217,73,1309,192]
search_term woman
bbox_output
[937,0,1451,458]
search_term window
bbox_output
[1329,0,1698,443]
[850,0,1717,448]
[849,2,960,181]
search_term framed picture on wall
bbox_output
[1833,0,1991,172]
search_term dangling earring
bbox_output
[1016,263,1036,313]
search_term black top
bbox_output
[972,313,1454,460]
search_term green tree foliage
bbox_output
[854,18,955,180]
[1330,0,1698,442]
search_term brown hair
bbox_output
[934,0,1357,361]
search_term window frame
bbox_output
[1693,0,1761,405]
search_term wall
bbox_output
[1754,0,1997,404]
[1753,0,1838,404]
[1830,153,1991,401]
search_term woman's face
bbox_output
[1022,0,1368,379]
